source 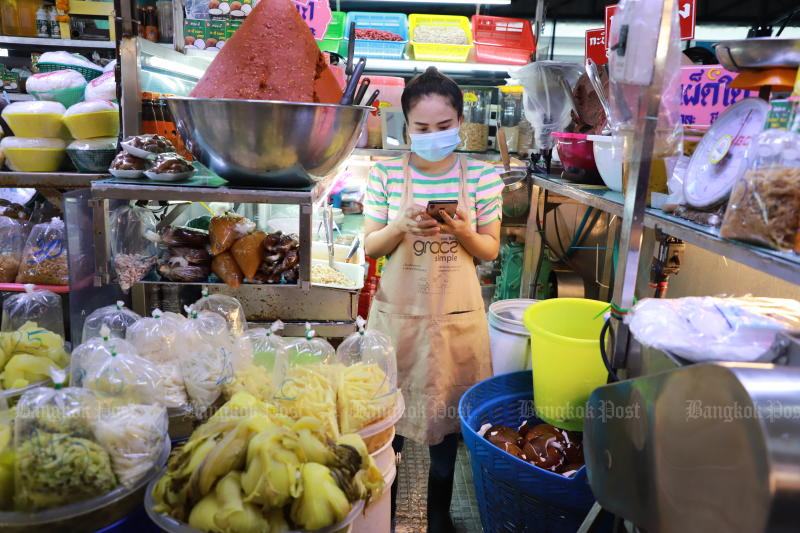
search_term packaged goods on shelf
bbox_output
[15,217,68,285]
[2,284,64,337]
[67,138,119,173]
[1,100,66,138]
[81,300,141,343]
[193,289,248,337]
[63,99,120,139]
[1,137,66,173]
[0,217,30,283]
[109,204,159,291]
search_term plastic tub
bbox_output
[364,75,405,148]
[1,137,66,172]
[343,12,408,60]
[311,259,365,291]
[37,61,103,81]
[472,15,535,65]
[1,100,66,138]
[488,299,537,376]
[522,298,608,431]
[409,14,473,62]
[356,391,404,453]
[29,84,85,108]
[370,427,396,475]
[459,370,606,533]
[351,462,396,533]
[66,137,118,173]
[552,132,601,184]
[0,437,170,533]
[588,134,623,192]
[318,10,346,53]
[63,100,120,139]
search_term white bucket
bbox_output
[488,299,538,375]
[351,448,397,533]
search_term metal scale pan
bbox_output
[714,38,800,72]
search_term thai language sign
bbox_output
[680,66,753,128]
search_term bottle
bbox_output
[36,5,49,37]
[48,6,60,38]
[144,5,158,42]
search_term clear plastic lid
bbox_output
[334,317,398,433]
[2,100,65,116]
[2,284,65,338]
[67,137,118,151]
[81,301,141,343]
[193,288,247,337]
[0,137,66,150]
[64,99,118,116]
[70,325,138,387]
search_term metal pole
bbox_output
[609,0,677,373]
[533,0,545,62]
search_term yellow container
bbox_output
[409,14,473,62]
[63,111,120,140]
[1,137,66,172]
[2,101,67,138]
[522,298,609,431]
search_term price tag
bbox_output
[291,0,332,41]
[585,28,607,66]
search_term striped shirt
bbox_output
[364,156,504,228]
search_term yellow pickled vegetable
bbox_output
[290,462,350,530]
[0,412,13,510]
[2,353,55,389]
[0,322,68,390]
[273,362,340,438]
[337,362,397,433]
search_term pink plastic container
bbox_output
[552,132,601,183]
[366,76,405,148]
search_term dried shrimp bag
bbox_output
[193,289,247,336]
[224,320,285,401]
[178,308,233,412]
[0,215,29,283]
[70,325,137,387]
[720,128,800,250]
[109,204,159,291]
[0,396,12,510]
[2,284,65,338]
[14,370,118,511]
[16,217,69,286]
[81,300,141,343]
[273,324,339,437]
[335,317,398,433]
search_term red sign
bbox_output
[605,0,696,46]
[585,28,608,66]
[291,0,332,41]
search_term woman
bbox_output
[364,67,504,532]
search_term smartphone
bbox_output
[426,200,458,223]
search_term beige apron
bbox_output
[367,154,492,446]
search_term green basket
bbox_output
[66,148,117,173]
[29,85,86,108]
[317,11,346,53]
[37,62,104,82]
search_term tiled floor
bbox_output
[395,438,483,533]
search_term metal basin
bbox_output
[714,38,800,72]
[167,97,371,187]
[500,170,530,218]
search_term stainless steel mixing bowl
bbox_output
[166,97,371,187]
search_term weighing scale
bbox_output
[683,98,770,210]
[715,38,800,98]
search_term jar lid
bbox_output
[498,85,524,94]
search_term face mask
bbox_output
[409,127,461,162]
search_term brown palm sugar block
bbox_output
[190,0,342,103]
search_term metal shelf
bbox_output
[351,148,526,166]
[363,58,514,76]
[532,173,800,285]
[0,171,108,189]
[0,36,115,49]
[91,180,317,205]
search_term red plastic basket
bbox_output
[472,15,535,65]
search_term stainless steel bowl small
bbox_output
[714,38,800,72]
[500,170,530,219]
[167,97,371,187]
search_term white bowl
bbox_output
[109,168,146,179]
[588,135,623,193]
[145,169,195,182]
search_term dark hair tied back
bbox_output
[401,67,463,118]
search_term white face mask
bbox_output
[409,127,461,162]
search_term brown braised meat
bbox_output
[110,151,148,171]
[150,153,193,174]
[160,226,210,248]
[124,134,175,154]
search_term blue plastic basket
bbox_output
[343,12,408,60]
[459,370,603,533]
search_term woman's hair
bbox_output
[401,67,463,118]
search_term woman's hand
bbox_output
[391,206,440,237]
[438,208,472,239]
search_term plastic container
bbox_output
[460,86,494,152]
[472,15,535,65]
[351,457,395,533]
[66,138,119,173]
[29,85,86,109]
[488,299,537,376]
[459,370,602,533]
[311,259,365,291]
[318,10,345,53]
[37,61,103,81]
[588,135,623,192]
[369,427,396,475]
[1,100,66,138]
[356,391,404,454]
[364,75,405,148]
[552,132,601,184]
[63,100,120,140]
[343,12,408,60]
[522,298,608,431]
[1,137,66,172]
[499,86,524,154]
[409,14,473,62]
[311,242,365,266]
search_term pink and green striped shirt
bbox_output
[364,156,504,228]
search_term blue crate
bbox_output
[343,12,408,60]
[459,370,605,533]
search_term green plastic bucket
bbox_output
[522,298,608,431]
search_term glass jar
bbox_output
[499,86,524,154]
[459,86,494,153]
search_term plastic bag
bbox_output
[0,320,69,390]
[178,308,233,411]
[720,129,800,250]
[193,289,247,336]
[626,297,800,363]
[0,215,29,282]
[231,230,266,279]
[14,370,118,511]
[224,321,285,401]
[81,341,164,407]
[273,324,339,437]
[81,300,141,343]
[110,204,159,291]
[0,395,12,510]
[211,251,244,289]
[334,317,398,433]
[15,217,68,286]
[2,284,64,338]
[70,325,137,387]
[125,308,184,364]
[209,212,255,256]
[245,319,285,370]
[160,226,209,248]
[154,360,188,408]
